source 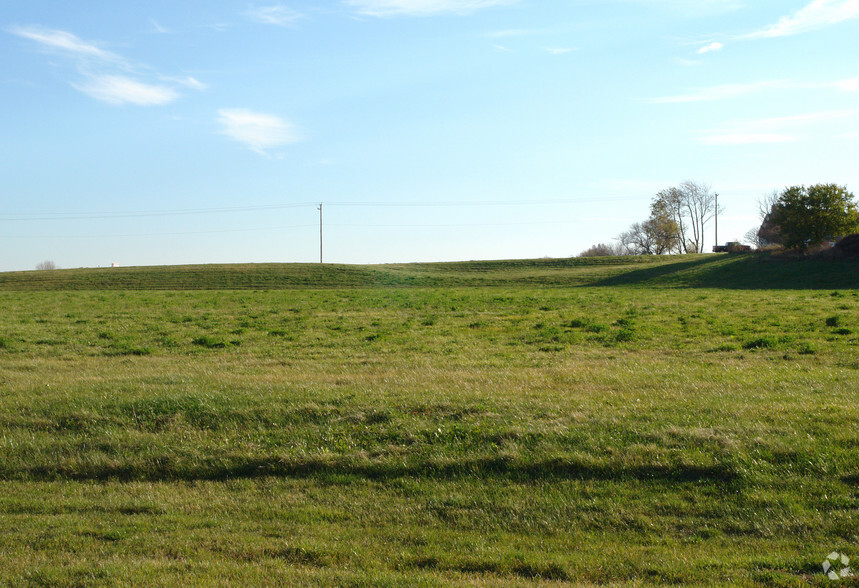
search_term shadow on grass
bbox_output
[2,254,856,291]
[413,558,572,582]
[592,256,725,288]
[592,253,859,290]
[16,456,741,486]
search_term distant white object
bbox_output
[111,262,120,267]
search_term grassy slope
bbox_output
[0,256,656,290]
[0,255,857,586]
[2,252,857,291]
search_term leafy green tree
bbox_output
[647,196,683,254]
[617,215,679,255]
[651,187,687,253]
[769,184,859,251]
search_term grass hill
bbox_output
[1,252,857,290]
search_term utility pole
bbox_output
[714,193,719,250]
[318,203,323,264]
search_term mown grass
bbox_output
[2,252,857,291]
[0,256,857,586]
[0,256,660,291]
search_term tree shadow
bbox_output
[18,456,741,487]
[590,256,728,288]
[591,254,859,290]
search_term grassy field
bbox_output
[2,252,859,291]
[0,254,857,586]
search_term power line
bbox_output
[0,216,638,240]
[0,197,646,244]
[0,202,318,222]
[327,218,635,228]
[0,196,644,221]
[326,196,641,207]
[0,224,317,239]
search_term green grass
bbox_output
[0,256,857,585]
[2,252,857,291]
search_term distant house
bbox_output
[111,262,120,268]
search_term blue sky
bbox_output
[2,0,858,270]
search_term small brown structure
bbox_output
[713,242,752,253]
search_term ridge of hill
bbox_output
[0,253,856,291]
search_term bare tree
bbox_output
[743,227,764,248]
[755,189,783,246]
[617,223,652,255]
[758,189,780,221]
[652,181,721,253]
[679,181,720,253]
[35,260,57,270]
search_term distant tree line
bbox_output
[35,260,58,270]
[580,181,720,257]
[580,182,859,257]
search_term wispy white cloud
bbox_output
[247,5,304,26]
[835,77,859,91]
[8,25,204,106]
[484,27,573,54]
[72,75,179,106]
[149,19,172,34]
[9,26,119,62]
[650,81,780,103]
[746,109,859,128]
[651,76,859,103]
[742,0,859,39]
[169,76,208,91]
[700,108,859,145]
[217,108,300,154]
[345,0,517,17]
[697,41,723,54]
[618,0,743,17]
